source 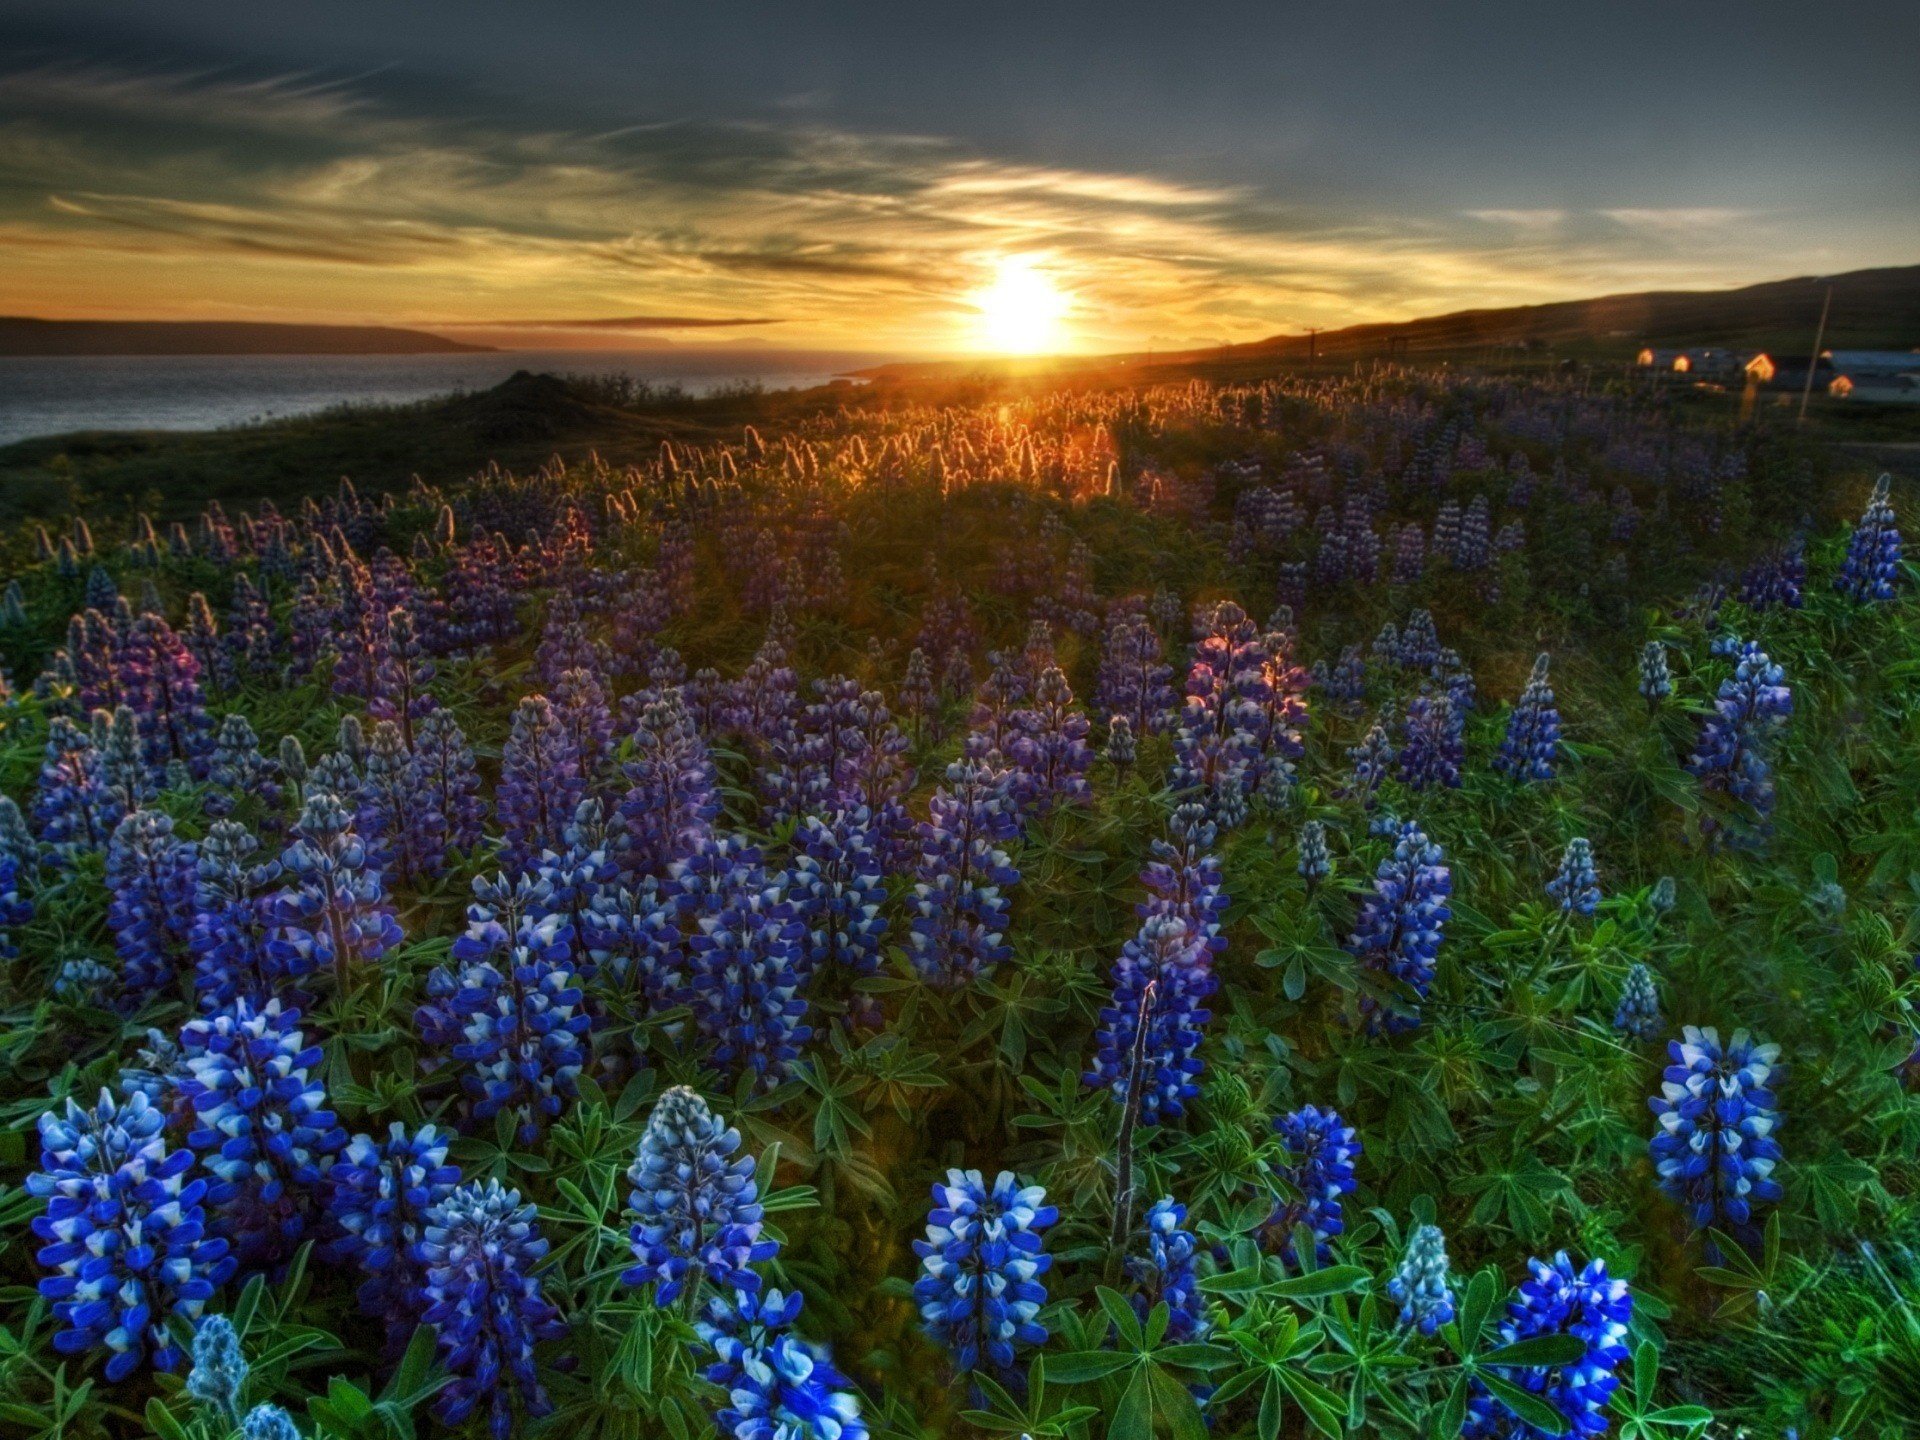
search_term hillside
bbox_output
[0,318,490,357]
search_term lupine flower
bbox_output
[356,719,446,883]
[420,877,589,1143]
[99,705,153,813]
[1104,714,1137,775]
[0,793,36,871]
[28,1088,234,1380]
[679,837,813,1088]
[899,647,937,741]
[411,708,487,855]
[622,1086,775,1303]
[913,1169,1057,1377]
[498,695,587,874]
[907,762,1021,988]
[620,689,719,877]
[1387,1224,1455,1334]
[242,1404,301,1440]
[1495,655,1562,783]
[1125,1197,1209,1342]
[1835,474,1902,603]
[698,1287,870,1440]
[1614,963,1662,1041]
[1346,721,1395,809]
[37,714,122,853]
[106,810,197,1008]
[1087,915,1215,1125]
[1637,642,1671,706]
[186,1314,248,1422]
[793,809,889,977]
[324,1122,461,1341]
[1648,1025,1783,1238]
[1465,1253,1631,1440]
[1688,642,1792,833]
[1096,616,1178,736]
[0,851,30,960]
[190,820,285,1013]
[368,607,436,747]
[1397,691,1463,791]
[206,715,281,822]
[1297,820,1331,887]
[1007,666,1093,815]
[420,1180,567,1440]
[1349,820,1452,1032]
[1138,803,1229,957]
[179,998,345,1271]
[1263,1106,1361,1264]
[271,792,403,992]
[1546,838,1600,917]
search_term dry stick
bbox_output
[1107,979,1159,1277]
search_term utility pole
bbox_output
[1305,327,1320,365]
[1797,281,1833,428]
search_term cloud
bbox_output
[434,314,779,330]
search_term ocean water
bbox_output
[0,350,866,446]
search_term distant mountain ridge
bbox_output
[0,318,490,357]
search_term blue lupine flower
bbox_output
[1835,474,1902,603]
[106,809,197,1009]
[270,791,403,992]
[497,695,587,874]
[622,1086,775,1304]
[242,1404,302,1440]
[1086,915,1215,1125]
[1494,655,1562,783]
[357,720,446,885]
[1387,1224,1455,1334]
[1397,691,1463,791]
[410,708,487,855]
[619,689,719,878]
[1465,1252,1632,1440]
[1346,721,1396,809]
[913,1168,1057,1377]
[206,714,281,821]
[907,762,1021,988]
[1348,820,1452,1032]
[1637,642,1671,705]
[36,714,122,854]
[420,1180,567,1440]
[323,1122,461,1342]
[186,1314,248,1421]
[1648,1025,1783,1239]
[1688,642,1792,834]
[1297,820,1331,887]
[1096,616,1178,736]
[1138,803,1229,958]
[698,1287,870,1440]
[1263,1106,1361,1264]
[793,809,890,977]
[190,821,285,1014]
[1546,838,1601,917]
[178,999,345,1272]
[1126,1197,1209,1342]
[28,1088,234,1380]
[0,851,30,960]
[1008,666,1094,815]
[1614,963,1662,1042]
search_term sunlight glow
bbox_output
[970,254,1072,354]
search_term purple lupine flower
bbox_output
[190,820,285,1013]
[357,720,445,884]
[178,998,346,1272]
[106,810,197,1009]
[913,1169,1057,1377]
[270,791,404,993]
[368,607,436,748]
[1138,802,1229,958]
[36,714,122,853]
[411,708,487,855]
[1397,691,1463,792]
[1546,837,1600,917]
[622,1086,775,1304]
[1648,1025,1783,1239]
[1263,1105,1360,1264]
[1125,1197,1209,1343]
[1835,474,1902,603]
[1008,665,1093,815]
[497,695,587,875]
[619,689,718,878]
[1494,654,1562,783]
[1349,819,1451,1032]
[907,762,1021,988]
[1465,1253,1631,1440]
[899,647,938,742]
[551,665,616,778]
[225,575,275,675]
[28,1088,233,1380]
[698,1287,870,1440]
[678,837,813,1088]
[1738,538,1806,612]
[420,1180,567,1440]
[1688,642,1791,834]
[1387,1224,1455,1335]
[182,594,236,696]
[324,1122,461,1344]
[1086,914,1215,1125]
[1096,616,1178,736]
[327,562,391,701]
[792,809,889,978]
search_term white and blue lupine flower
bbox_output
[1086,914,1215,1126]
[622,1086,775,1304]
[1648,1025,1783,1238]
[1297,820,1332,886]
[28,1088,234,1380]
[1613,963,1663,1042]
[913,1168,1057,1377]
[907,763,1021,989]
[1387,1224,1456,1335]
[1688,643,1792,833]
[1494,654,1562,783]
[420,1180,566,1440]
[1264,1106,1361,1264]
[699,1287,870,1440]
[679,838,814,1089]
[186,1314,248,1421]
[1638,641,1671,704]
[1126,1197,1209,1342]
[1546,838,1601,917]
[1465,1252,1632,1439]
[1835,473,1902,603]
[1397,690,1464,791]
[1349,820,1452,1032]
[241,1403,301,1440]
[792,808,891,978]
[269,791,403,991]
[323,1122,461,1345]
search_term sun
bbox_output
[970,254,1072,354]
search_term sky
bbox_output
[1,1,1916,356]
